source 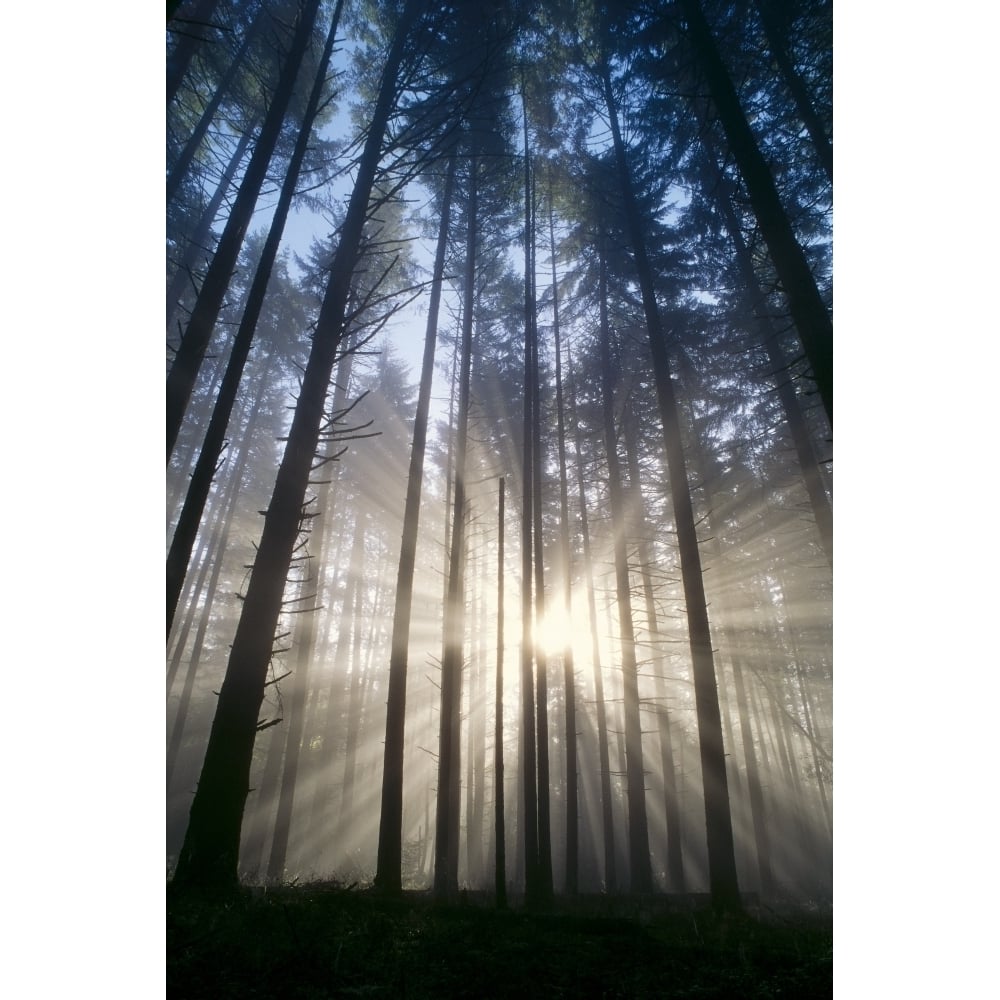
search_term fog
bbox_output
[167,0,832,905]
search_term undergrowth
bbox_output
[167,883,832,999]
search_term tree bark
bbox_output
[621,406,685,893]
[375,149,457,893]
[519,89,540,904]
[434,155,478,899]
[548,201,578,895]
[596,245,652,894]
[602,60,741,911]
[564,331,617,893]
[528,163,553,902]
[494,477,507,907]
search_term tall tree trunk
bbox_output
[172,0,427,889]
[679,0,832,423]
[602,61,741,911]
[166,0,322,459]
[469,553,487,884]
[548,202,578,895]
[687,433,776,897]
[528,166,553,902]
[596,245,652,894]
[519,89,540,904]
[434,155,478,899]
[621,406,685,893]
[166,3,342,635]
[494,477,507,907]
[564,331,616,892]
[375,149,458,893]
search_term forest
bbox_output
[166,0,832,986]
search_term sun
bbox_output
[534,604,576,659]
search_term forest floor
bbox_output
[166,882,832,998]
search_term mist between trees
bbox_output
[167,0,832,909]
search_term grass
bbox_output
[167,883,832,998]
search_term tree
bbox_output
[592,42,741,911]
[173,0,434,889]
[374,149,457,893]
[494,475,507,906]
[595,242,652,894]
[433,152,478,899]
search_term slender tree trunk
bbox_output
[166,0,322,459]
[694,446,779,897]
[548,203,578,895]
[602,62,741,910]
[564,332,616,892]
[528,166,553,902]
[519,89,540,904]
[464,568,486,885]
[679,0,832,423]
[434,155,478,899]
[596,246,652,894]
[621,407,685,893]
[172,0,427,889]
[494,477,507,907]
[470,553,487,884]
[375,149,458,892]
